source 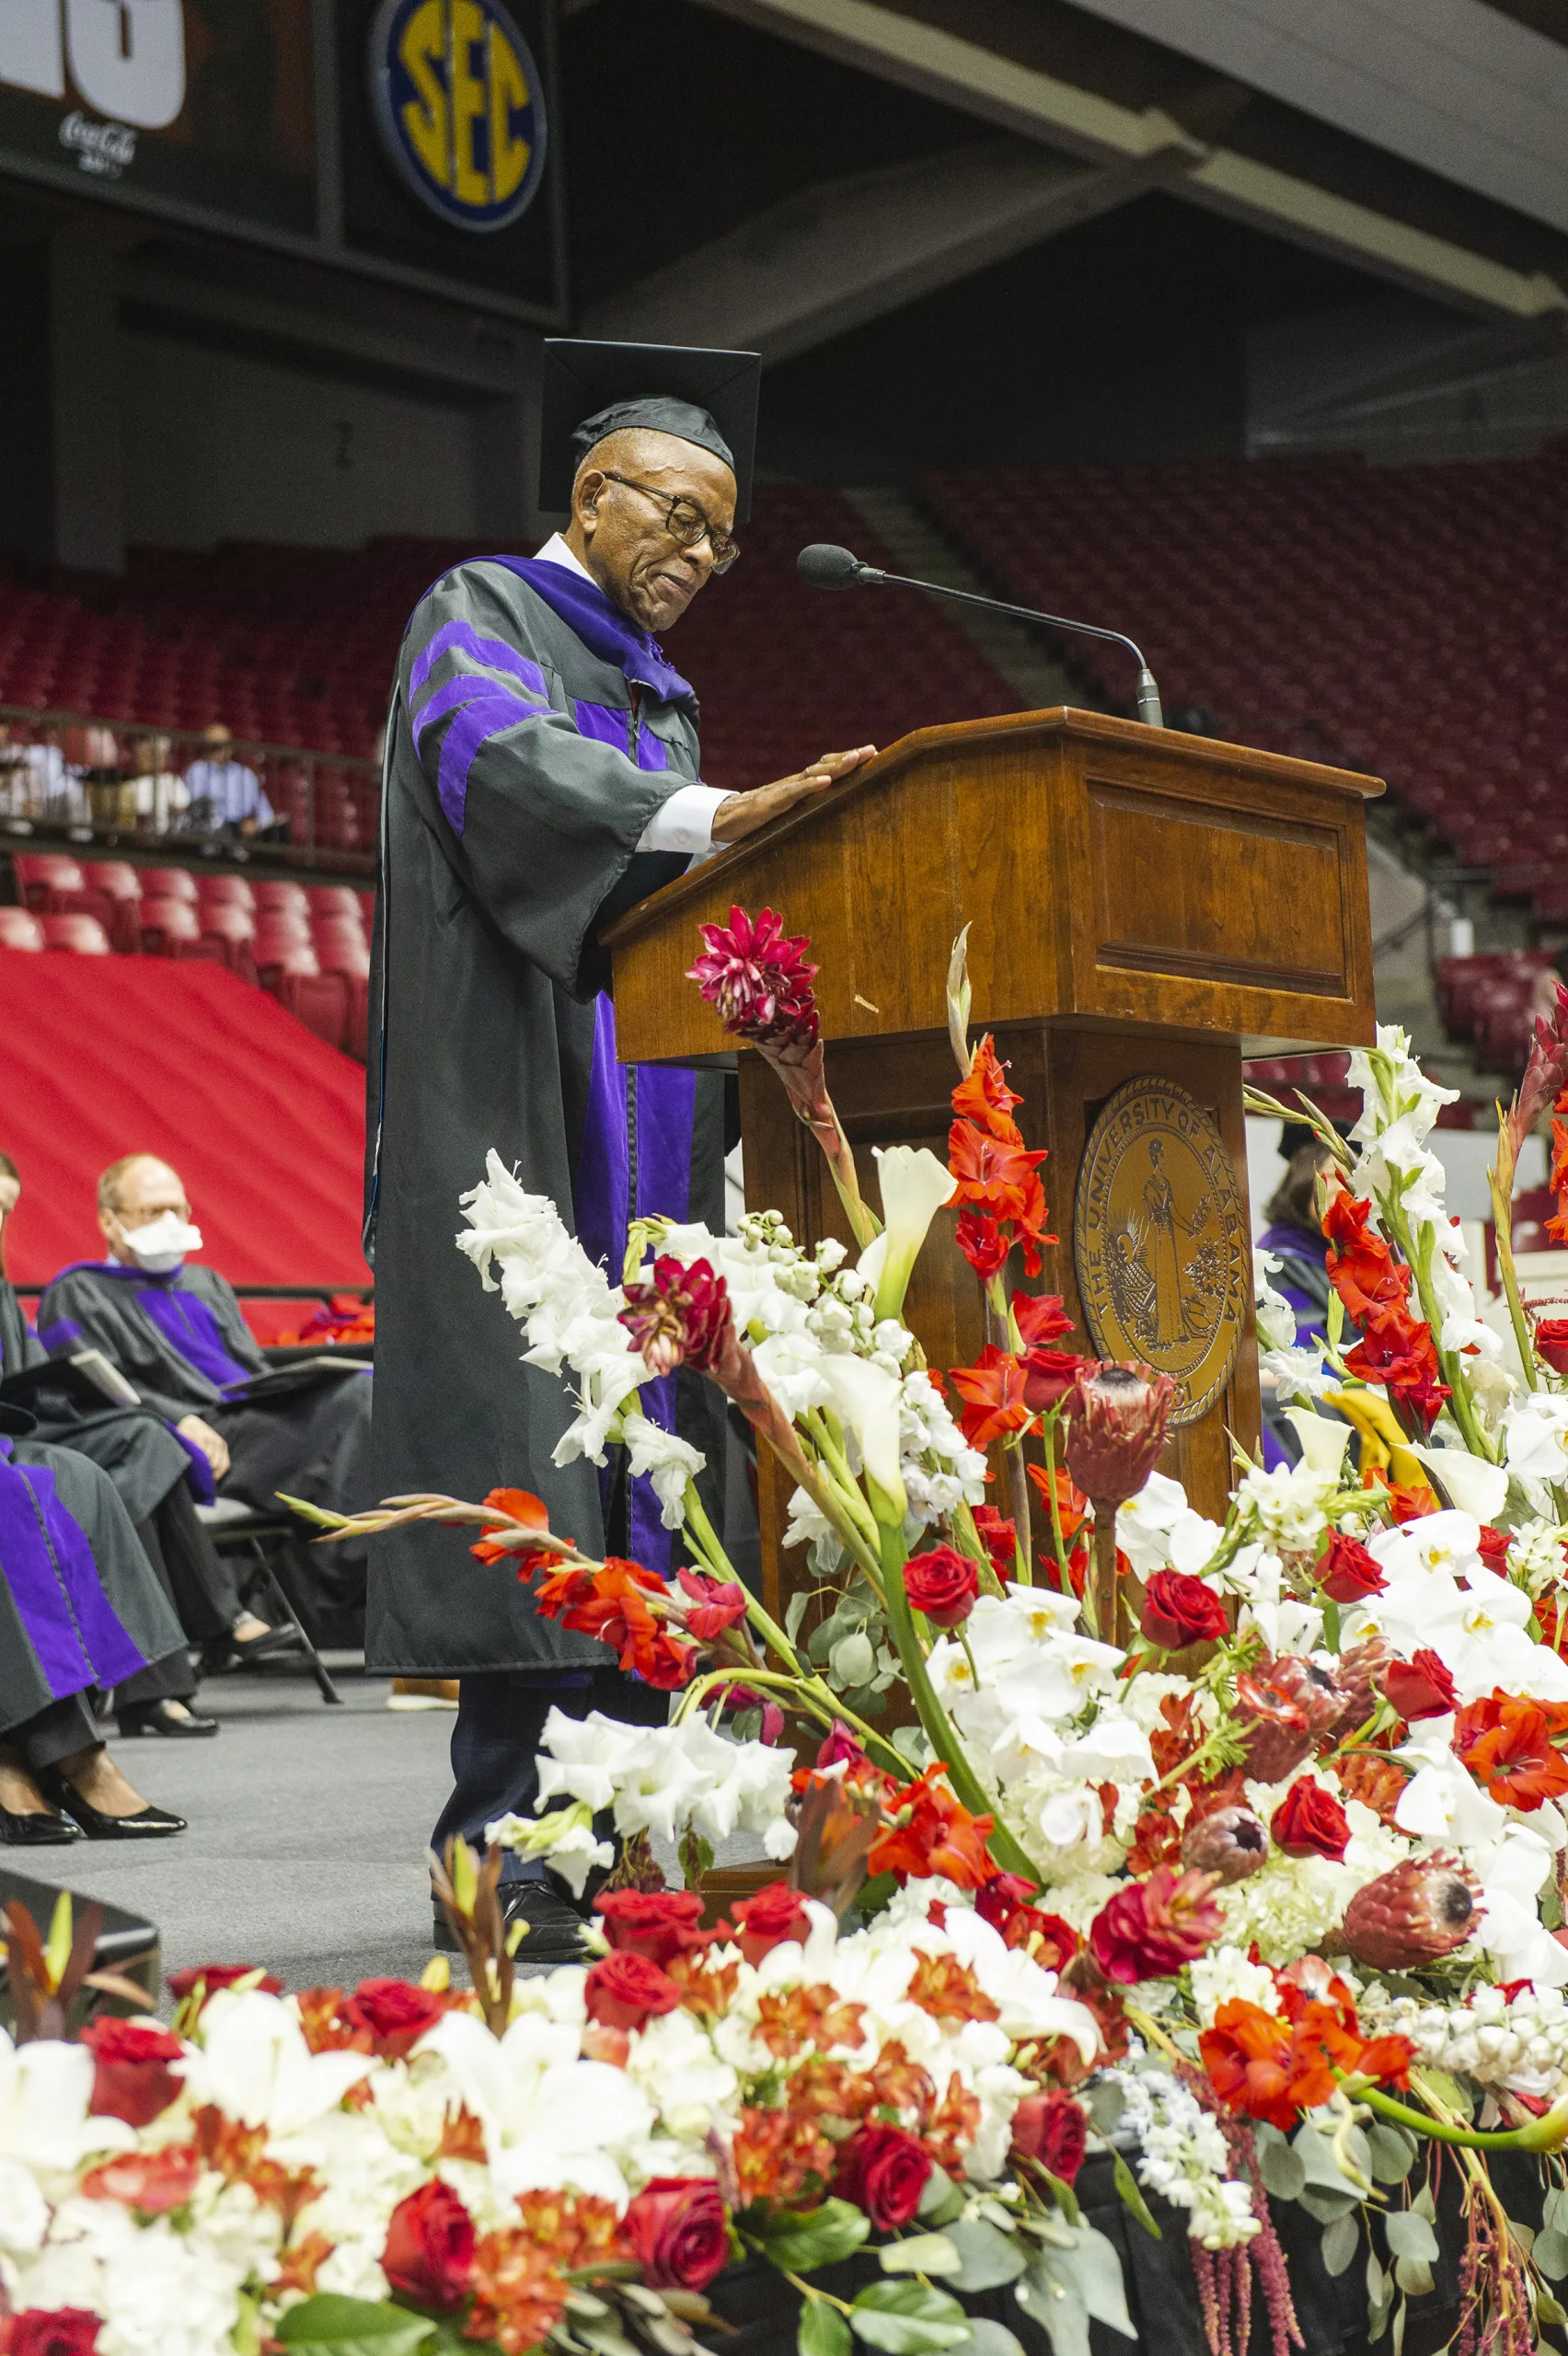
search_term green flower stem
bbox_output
[679,1482,740,1582]
[1355,2082,1567,2153]
[1039,1410,1072,1592]
[1004,1437,1034,1587]
[673,1664,909,1781]
[1489,1161,1540,1391]
[804,1409,882,1551]
[1383,1189,1495,1463]
[877,1521,1043,1882]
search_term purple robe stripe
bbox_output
[129,1277,253,1392]
[0,1439,147,1695]
[484,558,695,705]
[37,1315,83,1352]
[574,699,630,756]
[410,620,548,705]
[436,691,552,836]
[637,723,670,773]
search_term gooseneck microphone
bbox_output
[797,542,1164,728]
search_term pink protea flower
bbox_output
[1341,1850,1482,1970]
[619,1256,734,1377]
[1181,1806,1269,1885]
[1235,1656,1344,1782]
[687,906,820,1049]
[1064,1362,1178,1509]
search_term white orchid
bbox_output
[178,1990,372,2131]
[0,2032,131,2173]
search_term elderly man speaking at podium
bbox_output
[366,338,874,1958]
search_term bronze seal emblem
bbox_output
[1074,1078,1249,1426]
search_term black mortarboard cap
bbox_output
[1279,1119,1351,1161]
[538,339,760,522]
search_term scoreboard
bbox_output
[0,0,565,321]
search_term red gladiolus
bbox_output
[971,1506,1016,1576]
[595,1888,708,1970]
[1536,1319,1568,1376]
[1381,1649,1457,1721]
[166,1963,282,2002]
[868,1766,995,1890]
[948,1123,1050,1223]
[619,1255,735,1379]
[815,1720,870,1773]
[1319,1531,1386,1604]
[974,1876,1079,1965]
[382,2180,477,2313]
[725,1882,813,1966]
[1345,1302,1450,1433]
[1140,1572,1228,1651]
[951,1037,1023,1141]
[1013,1294,1075,1348]
[544,1557,699,1691]
[948,1346,1032,1448]
[687,907,819,1049]
[469,1485,571,1568]
[344,1978,450,2061]
[81,2146,201,2214]
[674,1565,750,1638]
[1270,1778,1351,1862]
[905,1544,981,1629]
[1322,1192,1412,1319]
[1088,1867,1224,1984]
[1065,1363,1178,1510]
[625,2177,732,2291]
[79,2015,183,2129]
[955,1207,1011,1281]
[5,2313,102,2356]
[833,2123,931,2229]
[1454,1693,1568,1810]
[1009,2090,1088,2183]
[584,1951,684,2032]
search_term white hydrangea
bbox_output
[1188,1946,1284,2029]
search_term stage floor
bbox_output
[33,1665,771,2005]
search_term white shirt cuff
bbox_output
[636,782,731,855]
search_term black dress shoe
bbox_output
[37,1767,186,1840]
[228,1623,301,1665]
[117,1699,220,1738]
[432,1880,587,1966]
[0,1799,84,1845]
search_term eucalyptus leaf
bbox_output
[1392,2257,1433,2302]
[1544,2187,1568,2239]
[1537,2289,1567,2327]
[881,2236,962,2278]
[1086,2082,1126,2136]
[1383,2212,1438,2267]
[758,2200,873,2275]
[830,1632,876,1686]
[1257,2138,1308,2201]
[943,2218,1029,2292]
[1366,2126,1417,2184]
[1111,2152,1161,2241]
[800,2301,852,2356]
[276,2300,435,2356]
[786,1590,810,1644]
[917,2172,966,2227]
[1412,2185,1436,2227]
[1537,2227,1568,2282]
[949,2326,1024,2356]
[848,2281,972,2355]
[1297,2189,1361,2225]
[1069,2224,1136,2339]
[1391,2296,1408,2356]
[1017,2261,1090,2356]
[1321,2216,1359,2278]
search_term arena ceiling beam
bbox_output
[687,0,1568,322]
[579,133,1199,362]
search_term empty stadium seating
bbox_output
[922,444,1568,922]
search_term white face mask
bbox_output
[117,1210,203,1275]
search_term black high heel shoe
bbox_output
[36,1765,186,1840]
[117,1699,220,1739]
[0,1796,84,1845]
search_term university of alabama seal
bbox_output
[1074,1078,1249,1426]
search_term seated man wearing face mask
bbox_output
[37,1155,373,1611]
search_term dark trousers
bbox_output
[6,1691,99,1772]
[432,1669,671,1888]
[113,1482,241,1711]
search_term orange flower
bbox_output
[923,2074,984,2174]
[731,2106,836,2207]
[755,1983,869,2060]
[1200,2001,1297,2131]
[548,1559,699,1690]
[867,1766,995,1889]
[951,1036,1024,1142]
[1026,1461,1090,1543]
[905,1950,1000,2026]
[947,1123,1050,1221]
[513,2190,628,2271]
[948,1346,1032,1448]
[467,2230,570,2356]
[1455,1693,1568,1810]
[470,1486,571,1568]
[1200,1995,1412,2131]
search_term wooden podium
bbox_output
[605,710,1381,1611]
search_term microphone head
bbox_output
[797,542,868,589]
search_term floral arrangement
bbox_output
[21,926,1568,2356]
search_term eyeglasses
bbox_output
[594,473,740,572]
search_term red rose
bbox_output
[5,2317,101,2356]
[833,2123,931,2229]
[1089,1868,1225,1985]
[1319,1532,1386,1605]
[1140,1572,1228,1650]
[725,1882,812,1967]
[1477,1526,1514,1573]
[381,2181,476,2313]
[815,1721,870,1773]
[904,1545,980,1630]
[1536,1321,1568,1377]
[81,2146,202,2215]
[594,1888,707,1970]
[584,1951,684,2032]
[1382,1650,1458,1721]
[1009,2091,1088,2184]
[78,2016,183,2129]
[1269,1778,1351,1862]
[166,1964,282,2002]
[1022,1350,1090,1413]
[344,1979,447,2061]
[625,2177,731,2290]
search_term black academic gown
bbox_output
[35,1261,375,1568]
[364,556,726,1677]
[2,1277,201,1523]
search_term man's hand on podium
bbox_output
[710,745,877,844]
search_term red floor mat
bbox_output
[0,949,368,1339]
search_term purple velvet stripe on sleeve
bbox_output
[576,996,630,1286]
[134,1279,253,1392]
[170,1421,216,1504]
[410,620,548,706]
[37,1317,83,1352]
[628,1063,698,1577]
[435,691,553,836]
[574,700,630,756]
[637,723,669,774]
[0,1440,147,1694]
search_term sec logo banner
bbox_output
[370,0,547,233]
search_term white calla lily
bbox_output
[1283,1408,1351,1482]
[1413,1443,1508,1525]
[868,1146,958,1320]
[816,1351,908,1520]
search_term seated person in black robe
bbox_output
[36,1153,373,1624]
[0,1150,294,1730]
[0,1398,187,1842]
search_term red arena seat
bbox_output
[140,866,199,905]
[0,907,44,950]
[41,912,111,954]
[140,895,202,953]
